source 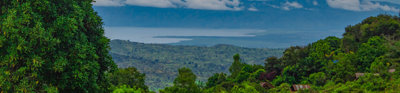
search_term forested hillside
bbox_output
[0,0,153,93]
[0,0,117,92]
[109,40,284,90]
[158,15,400,93]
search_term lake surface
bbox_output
[104,27,344,48]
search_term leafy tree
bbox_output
[308,72,327,86]
[280,46,308,67]
[112,85,144,93]
[201,14,400,93]
[264,56,283,75]
[235,71,250,83]
[330,52,357,82]
[357,74,386,91]
[206,73,227,88]
[108,67,148,91]
[0,0,115,92]
[369,56,389,73]
[230,82,259,93]
[272,66,298,85]
[161,67,201,93]
[267,83,291,93]
[202,85,228,93]
[250,69,265,81]
[303,37,340,74]
[356,36,387,71]
[229,54,244,78]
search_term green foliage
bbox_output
[0,0,115,92]
[161,14,400,93]
[308,72,327,86]
[249,69,265,81]
[273,65,299,85]
[342,15,400,52]
[229,54,244,79]
[112,85,144,93]
[206,73,227,88]
[267,83,290,93]
[108,67,148,91]
[264,56,283,74]
[235,71,250,83]
[357,74,386,91]
[356,36,387,71]
[161,67,201,93]
[202,85,228,93]
[109,40,283,90]
[230,82,259,93]
[369,56,389,73]
[330,52,357,82]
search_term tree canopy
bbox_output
[164,14,400,93]
[0,0,116,92]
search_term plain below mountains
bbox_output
[109,40,284,90]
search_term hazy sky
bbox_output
[93,0,400,12]
[93,0,400,29]
[94,0,400,48]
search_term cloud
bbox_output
[313,1,318,6]
[326,0,400,12]
[248,6,259,11]
[266,1,304,11]
[93,0,243,11]
[182,0,242,10]
[281,1,304,10]
[92,0,124,6]
[369,0,400,5]
[125,0,176,8]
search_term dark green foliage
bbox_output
[330,52,358,82]
[267,83,291,93]
[161,67,201,93]
[356,36,387,71]
[308,72,327,86]
[0,0,115,92]
[342,14,400,52]
[108,67,148,92]
[272,65,298,85]
[268,15,400,92]
[230,82,259,93]
[200,14,400,93]
[109,40,283,90]
[206,73,227,88]
[112,85,144,93]
[229,54,244,79]
[264,56,283,75]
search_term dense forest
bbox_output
[109,40,284,90]
[156,15,400,93]
[1,0,400,93]
[0,0,122,92]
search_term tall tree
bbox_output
[206,73,227,88]
[108,67,148,91]
[161,67,201,93]
[0,0,116,92]
[229,54,243,78]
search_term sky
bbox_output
[92,0,400,48]
[93,0,400,29]
[93,0,400,12]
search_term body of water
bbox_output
[104,27,344,48]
